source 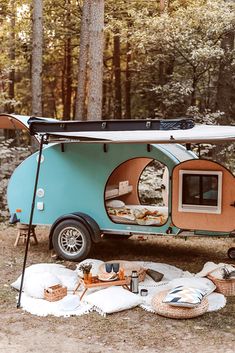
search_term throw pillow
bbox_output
[11,263,78,291]
[168,277,216,296]
[84,286,142,315]
[106,200,125,208]
[24,272,62,299]
[163,286,206,308]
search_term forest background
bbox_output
[0,0,235,220]
[0,0,235,122]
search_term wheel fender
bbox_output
[49,213,101,249]
[71,212,101,244]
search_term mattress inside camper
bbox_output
[106,204,168,226]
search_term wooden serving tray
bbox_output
[73,276,130,299]
[83,276,129,288]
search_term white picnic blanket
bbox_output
[195,261,235,279]
[12,260,227,317]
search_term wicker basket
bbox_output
[99,260,146,283]
[207,274,235,296]
[44,284,67,302]
[151,290,208,319]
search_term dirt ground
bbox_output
[0,224,234,353]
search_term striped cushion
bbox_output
[163,286,206,308]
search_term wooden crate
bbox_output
[44,284,67,302]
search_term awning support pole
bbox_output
[17,134,45,308]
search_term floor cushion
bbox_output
[84,286,142,315]
[151,290,209,319]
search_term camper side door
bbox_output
[171,159,235,233]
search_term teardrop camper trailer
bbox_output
[1,114,235,262]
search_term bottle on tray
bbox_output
[130,270,139,294]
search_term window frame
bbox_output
[178,170,223,214]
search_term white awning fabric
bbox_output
[46,125,235,144]
[1,114,234,144]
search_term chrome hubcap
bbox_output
[58,227,84,255]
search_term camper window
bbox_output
[105,158,169,226]
[178,170,222,214]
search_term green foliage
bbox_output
[130,0,235,118]
[0,0,234,125]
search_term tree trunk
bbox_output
[8,2,15,114]
[160,0,168,12]
[63,1,72,119]
[4,2,16,139]
[102,34,112,119]
[4,0,15,121]
[62,44,66,114]
[159,61,165,86]
[31,0,43,117]
[102,78,107,119]
[49,80,57,118]
[191,68,197,106]
[113,32,122,119]
[159,1,168,93]
[216,31,235,121]
[125,40,131,119]
[66,37,72,119]
[107,68,114,119]
[75,0,91,120]
[87,0,104,121]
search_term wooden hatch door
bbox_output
[171,159,235,233]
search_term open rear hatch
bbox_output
[0,114,31,131]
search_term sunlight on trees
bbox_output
[0,0,234,125]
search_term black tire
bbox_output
[52,219,92,261]
[227,247,235,260]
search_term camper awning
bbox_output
[1,114,234,144]
[28,117,235,144]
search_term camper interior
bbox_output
[104,158,168,226]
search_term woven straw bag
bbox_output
[207,274,235,296]
[98,260,146,283]
[151,290,208,319]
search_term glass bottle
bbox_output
[119,268,125,280]
[83,272,89,282]
[130,270,139,294]
[88,272,93,284]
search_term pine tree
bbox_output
[31,0,43,116]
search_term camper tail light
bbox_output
[10,213,20,224]
[16,209,22,213]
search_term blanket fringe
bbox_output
[139,304,156,313]
[92,305,107,317]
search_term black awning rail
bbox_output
[28,117,195,136]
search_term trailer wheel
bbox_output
[52,220,92,261]
[227,247,235,260]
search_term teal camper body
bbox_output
[1,114,235,261]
